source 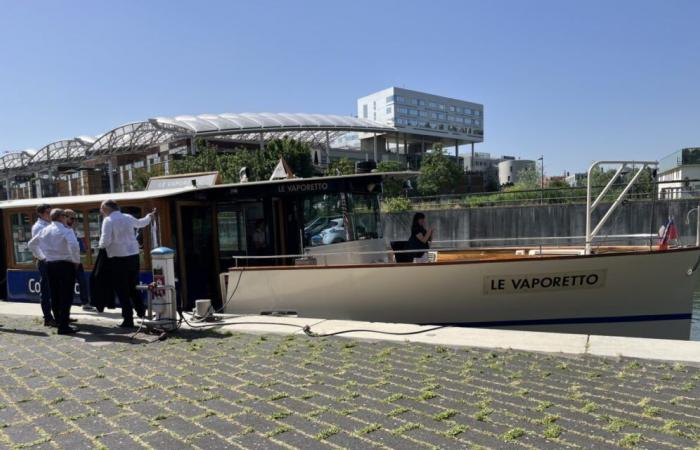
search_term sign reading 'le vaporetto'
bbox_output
[483,270,607,295]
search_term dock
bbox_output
[1,302,699,449]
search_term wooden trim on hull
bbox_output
[228,246,700,272]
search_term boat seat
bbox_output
[390,241,415,263]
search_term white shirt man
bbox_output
[28,218,80,264]
[31,216,50,238]
[27,209,80,334]
[98,210,153,257]
[97,200,155,328]
[31,204,54,324]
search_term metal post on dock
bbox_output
[696,204,700,247]
[538,155,544,205]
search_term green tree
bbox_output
[382,197,412,212]
[631,167,654,196]
[589,167,616,189]
[376,161,403,172]
[172,138,314,183]
[513,166,541,190]
[547,178,570,189]
[376,160,406,196]
[131,166,164,190]
[261,137,314,179]
[417,144,464,196]
[326,157,355,175]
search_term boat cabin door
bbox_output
[176,201,220,311]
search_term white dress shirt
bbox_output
[28,222,80,264]
[98,211,152,258]
[31,218,50,237]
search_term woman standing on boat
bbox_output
[405,212,433,260]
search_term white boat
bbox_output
[223,245,699,339]
[221,160,700,340]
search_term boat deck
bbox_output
[229,245,663,270]
[435,245,657,262]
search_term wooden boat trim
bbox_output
[228,245,700,272]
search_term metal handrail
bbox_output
[585,160,658,254]
[229,233,660,263]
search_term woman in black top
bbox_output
[405,212,433,259]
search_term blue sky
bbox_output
[0,0,698,174]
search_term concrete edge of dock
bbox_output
[2,301,700,365]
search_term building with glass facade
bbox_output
[658,147,700,199]
[356,87,484,168]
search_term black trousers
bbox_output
[47,261,76,330]
[111,255,144,320]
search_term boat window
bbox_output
[302,193,345,247]
[10,212,33,265]
[217,206,246,255]
[88,208,102,262]
[347,193,381,241]
[302,192,381,246]
[71,210,89,266]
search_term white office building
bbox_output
[498,159,536,185]
[658,147,700,199]
[355,87,484,168]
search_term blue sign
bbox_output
[6,269,153,303]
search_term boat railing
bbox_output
[585,160,658,255]
[229,232,661,267]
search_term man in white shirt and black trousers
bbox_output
[98,200,156,328]
[28,208,81,335]
[31,203,55,326]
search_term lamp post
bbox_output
[538,155,544,205]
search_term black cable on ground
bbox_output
[302,324,447,337]
[129,320,146,342]
[177,311,447,338]
[177,310,307,331]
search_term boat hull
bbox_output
[224,248,700,339]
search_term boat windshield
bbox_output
[301,192,380,247]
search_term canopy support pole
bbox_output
[107,159,115,193]
[373,133,378,162]
[35,172,42,198]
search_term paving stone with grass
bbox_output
[1,314,700,449]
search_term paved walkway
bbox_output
[1,314,700,449]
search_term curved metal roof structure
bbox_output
[152,112,392,134]
[27,136,96,169]
[89,121,186,156]
[1,150,36,171]
[0,112,394,177]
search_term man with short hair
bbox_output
[98,200,156,328]
[28,209,80,335]
[31,203,54,326]
[64,209,94,311]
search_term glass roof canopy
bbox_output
[0,113,394,177]
[0,150,36,172]
[27,136,97,169]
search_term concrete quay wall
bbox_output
[382,199,700,247]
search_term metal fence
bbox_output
[386,184,700,211]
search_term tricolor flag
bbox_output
[659,217,679,251]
